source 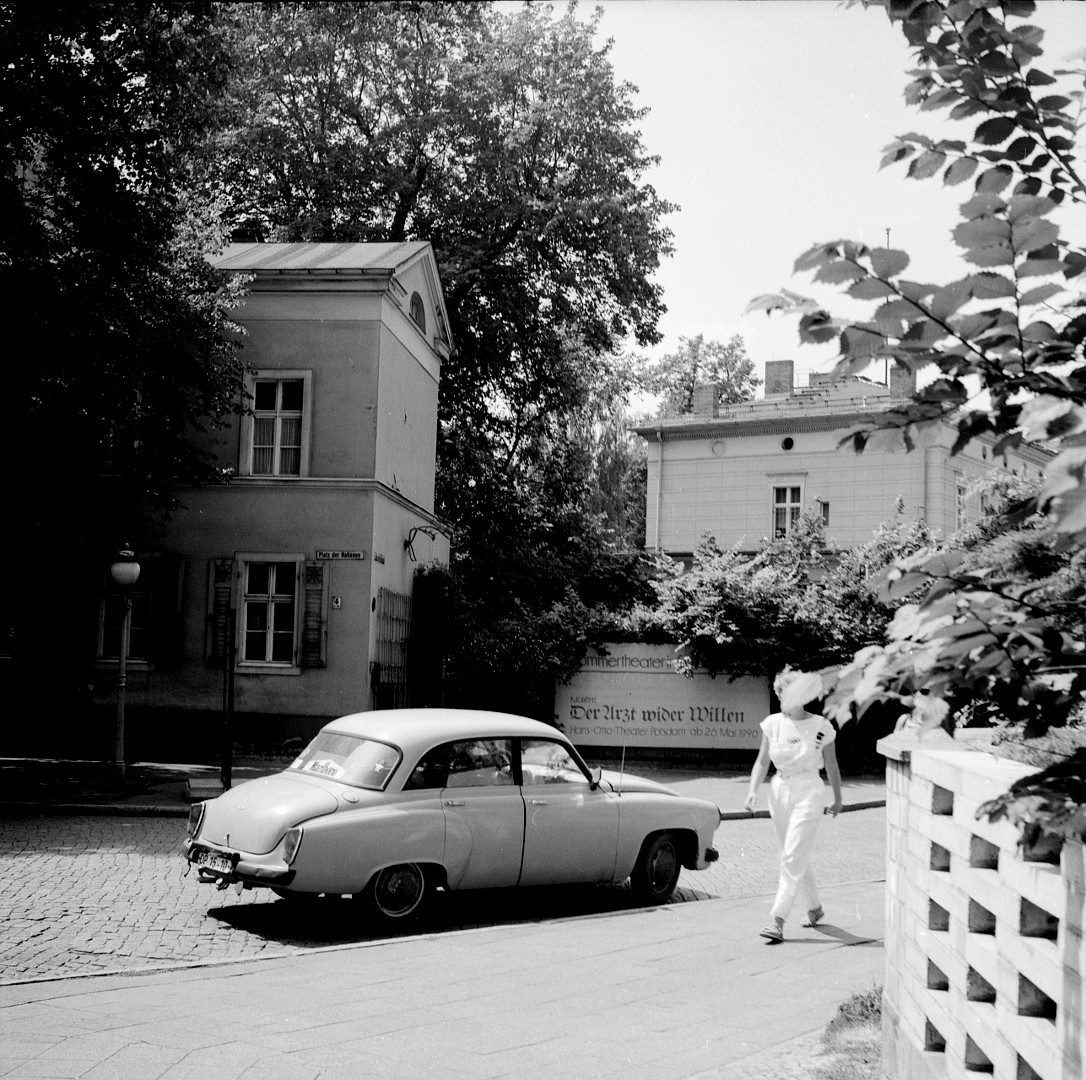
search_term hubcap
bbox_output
[375,865,423,917]
[650,844,677,892]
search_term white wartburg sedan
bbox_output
[184,709,721,920]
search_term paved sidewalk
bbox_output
[0,878,885,1080]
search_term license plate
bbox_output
[196,850,235,875]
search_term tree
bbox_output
[646,333,760,417]
[215,2,673,502]
[0,4,245,694]
[636,509,935,680]
[747,0,1086,833]
[1,4,245,531]
[566,351,650,551]
[211,1,674,709]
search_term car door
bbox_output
[434,738,525,890]
[517,738,619,886]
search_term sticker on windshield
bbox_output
[305,759,344,779]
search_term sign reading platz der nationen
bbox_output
[554,644,770,751]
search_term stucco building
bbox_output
[633,359,1050,561]
[90,242,453,755]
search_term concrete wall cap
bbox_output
[877,728,956,762]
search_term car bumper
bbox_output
[183,839,295,887]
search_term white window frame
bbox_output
[239,370,312,478]
[771,481,804,538]
[235,553,305,676]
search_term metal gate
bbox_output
[372,587,411,709]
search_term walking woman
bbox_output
[744,668,843,942]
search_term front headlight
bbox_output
[282,827,304,866]
[186,801,206,840]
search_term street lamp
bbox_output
[109,546,140,783]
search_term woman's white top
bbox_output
[760,712,836,776]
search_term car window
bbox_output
[289,731,401,791]
[403,739,513,790]
[520,739,590,787]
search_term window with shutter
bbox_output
[233,553,305,675]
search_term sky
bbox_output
[586,0,1086,394]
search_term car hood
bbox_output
[199,773,340,855]
[599,770,678,797]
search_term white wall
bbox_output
[645,423,1049,554]
[879,731,1084,1080]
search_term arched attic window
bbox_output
[409,291,426,333]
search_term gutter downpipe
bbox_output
[654,427,664,551]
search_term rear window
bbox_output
[289,731,401,791]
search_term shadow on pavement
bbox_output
[208,881,718,948]
[812,924,881,947]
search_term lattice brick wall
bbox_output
[879,733,1084,1080]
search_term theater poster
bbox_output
[554,644,770,751]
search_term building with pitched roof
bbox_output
[89,242,453,756]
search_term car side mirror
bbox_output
[589,767,603,790]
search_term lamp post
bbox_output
[109,546,140,784]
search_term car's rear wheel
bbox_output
[363,863,429,921]
[630,832,681,905]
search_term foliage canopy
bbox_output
[209,1,673,709]
[215,1,673,511]
[1,2,246,547]
[646,334,760,417]
[747,0,1086,834]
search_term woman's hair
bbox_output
[773,667,800,699]
[774,666,822,708]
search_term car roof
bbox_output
[321,709,568,754]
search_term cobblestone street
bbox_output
[0,808,885,985]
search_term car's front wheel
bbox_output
[362,863,429,921]
[630,832,681,905]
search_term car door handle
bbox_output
[444,799,465,807]
[528,798,547,806]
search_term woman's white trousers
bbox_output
[767,772,825,921]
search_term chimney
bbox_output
[889,362,917,398]
[764,360,794,397]
[692,381,719,418]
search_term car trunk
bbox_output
[200,773,340,854]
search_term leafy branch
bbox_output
[746,1,1086,826]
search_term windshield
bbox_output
[288,731,401,791]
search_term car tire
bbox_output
[363,863,429,921]
[630,832,681,905]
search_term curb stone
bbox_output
[720,798,885,821]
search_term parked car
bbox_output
[184,709,721,920]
